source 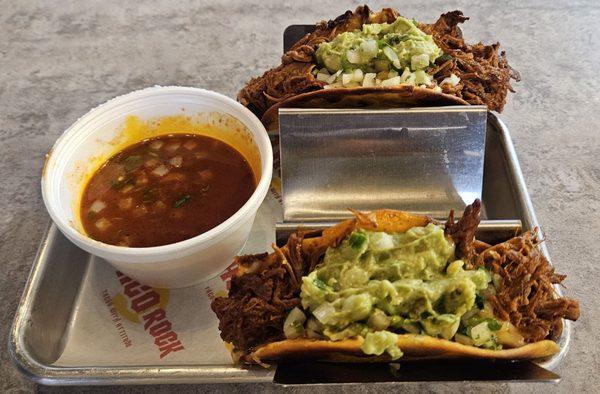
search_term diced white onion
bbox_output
[118,198,133,210]
[359,39,378,59]
[89,200,106,213]
[370,232,395,250]
[151,165,169,177]
[135,174,148,185]
[306,317,323,332]
[149,140,163,150]
[383,46,399,66]
[441,73,461,87]
[159,172,186,183]
[400,67,412,82]
[169,156,183,167]
[313,303,335,324]
[316,72,331,82]
[194,151,209,160]
[183,140,197,150]
[95,218,111,231]
[121,184,134,194]
[346,49,362,64]
[154,200,167,211]
[198,169,214,182]
[411,53,430,70]
[144,158,159,168]
[470,322,493,346]
[362,73,376,87]
[165,142,181,153]
[283,307,306,339]
[342,73,353,86]
[132,205,148,218]
[326,69,342,84]
[352,68,364,83]
[414,70,432,86]
[433,86,442,93]
[381,76,401,87]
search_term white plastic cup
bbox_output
[42,86,273,288]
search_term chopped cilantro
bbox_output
[313,278,329,291]
[438,53,453,63]
[110,175,134,190]
[123,155,143,171]
[142,189,156,202]
[475,293,485,309]
[173,194,191,208]
[486,318,502,331]
[348,232,367,249]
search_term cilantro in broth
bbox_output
[173,194,191,208]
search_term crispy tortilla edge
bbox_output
[261,86,469,131]
[250,335,560,363]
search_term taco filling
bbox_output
[211,201,579,364]
[238,6,520,130]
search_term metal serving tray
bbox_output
[9,113,571,385]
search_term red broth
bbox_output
[80,134,256,247]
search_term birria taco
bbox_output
[211,200,579,364]
[238,6,520,130]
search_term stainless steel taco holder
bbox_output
[8,25,570,386]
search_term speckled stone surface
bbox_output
[1,0,598,392]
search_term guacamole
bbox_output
[299,224,496,359]
[314,16,445,89]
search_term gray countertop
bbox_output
[1,1,598,392]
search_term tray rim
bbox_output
[9,111,570,385]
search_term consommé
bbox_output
[80,134,256,247]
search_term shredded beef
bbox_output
[445,199,482,264]
[210,252,301,357]
[421,11,520,112]
[210,231,320,358]
[237,62,324,118]
[476,232,580,342]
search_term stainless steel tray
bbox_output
[9,113,571,385]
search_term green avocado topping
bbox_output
[300,224,495,359]
[314,16,443,91]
